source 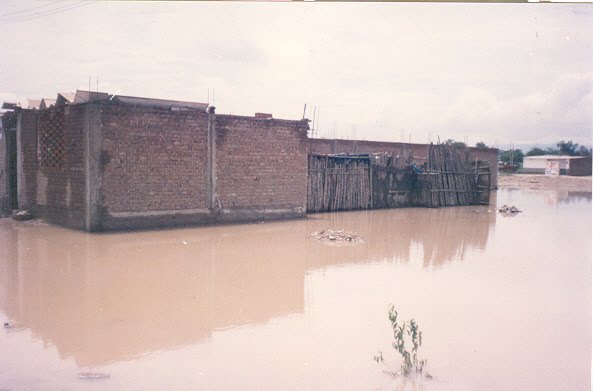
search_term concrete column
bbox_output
[84,104,102,232]
[206,106,217,210]
[16,111,27,209]
[0,128,8,214]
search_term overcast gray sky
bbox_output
[1,1,591,148]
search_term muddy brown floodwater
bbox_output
[498,173,592,191]
[0,188,591,390]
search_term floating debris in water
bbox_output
[78,372,110,380]
[498,204,522,216]
[11,210,33,221]
[311,229,364,244]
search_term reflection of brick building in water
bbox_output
[0,198,496,367]
[540,190,592,208]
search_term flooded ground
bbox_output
[0,188,591,390]
[498,173,592,192]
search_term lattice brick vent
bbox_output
[38,109,65,169]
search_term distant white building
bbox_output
[522,155,592,176]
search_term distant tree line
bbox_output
[525,140,591,157]
[498,140,592,165]
[444,139,467,147]
[439,140,591,166]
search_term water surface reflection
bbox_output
[0,202,496,368]
[0,188,589,391]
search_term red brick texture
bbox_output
[19,110,38,207]
[16,107,87,228]
[19,106,84,211]
[36,105,85,210]
[100,105,209,213]
[0,128,7,214]
[216,115,310,210]
[308,139,426,163]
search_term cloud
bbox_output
[438,72,593,145]
[0,92,18,104]
[0,2,591,147]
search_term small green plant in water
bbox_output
[374,304,430,378]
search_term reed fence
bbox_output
[417,144,490,207]
[307,154,372,212]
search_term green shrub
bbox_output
[374,304,429,377]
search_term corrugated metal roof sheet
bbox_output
[29,90,208,111]
[73,90,110,103]
[113,95,208,111]
[57,92,75,104]
[26,99,41,109]
[40,98,56,109]
[1,102,18,110]
[524,155,588,160]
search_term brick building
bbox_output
[11,92,309,231]
[2,90,499,231]
[0,106,17,216]
[522,155,592,176]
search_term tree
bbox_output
[556,140,591,156]
[443,139,466,147]
[475,141,488,148]
[577,145,592,157]
[525,147,547,157]
[499,149,524,165]
[557,140,579,156]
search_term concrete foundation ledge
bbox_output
[32,205,85,230]
[108,208,211,218]
[99,207,305,231]
[517,168,569,175]
[100,209,214,231]
[217,207,306,223]
[21,206,307,232]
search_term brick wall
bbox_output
[35,105,86,210]
[100,104,209,213]
[1,112,18,214]
[568,157,592,176]
[216,115,309,210]
[18,110,39,208]
[309,139,426,164]
[309,138,499,188]
[0,128,7,215]
[15,107,87,227]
